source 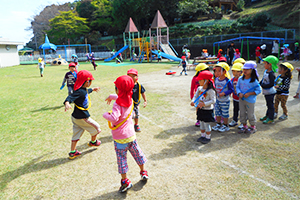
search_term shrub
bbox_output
[237,0,245,12]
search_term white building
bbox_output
[0,38,23,68]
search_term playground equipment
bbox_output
[56,44,92,62]
[39,34,57,62]
[152,50,181,62]
[51,58,68,66]
[104,45,128,62]
[213,36,285,60]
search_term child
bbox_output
[212,62,234,132]
[157,50,162,63]
[37,57,45,77]
[293,67,300,98]
[89,53,98,70]
[233,58,246,65]
[190,63,210,127]
[282,44,292,61]
[255,46,261,64]
[191,71,216,144]
[229,63,243,127]
[127,68,147,132]
[103,75,148,193]
[116,53,123,64]
[64,70,101,159]
[259,55,278,124]
[294,42,299,61]
[236,61,261,134]
[179,56,188,75]
[217,49,223,59]
[274,62,294,120]
[61,62,78,95]
[71,54,79,69]
[233,49,241,61]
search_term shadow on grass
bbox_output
[150,125,250,160]
[31,105,64,112]
[0,145,96,192]
[270,125,300,140]
[88,180,147,200]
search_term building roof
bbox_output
[150,10,168,29]
[0,38,23,45]
[124,18,139,33]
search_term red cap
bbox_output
[256,46,260,50]
[127,68,138,76]
[69,62,76,67]
[219,56,227,62]
[196,71,215,88]
[235,49,239,53]
[114,75,134,107]
[74,70,94,91]
[181,56,186,59]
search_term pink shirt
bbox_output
[103,94,135,140]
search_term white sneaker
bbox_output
[218,125,230,132]
[279,114,288,120]
[229,120,238,127]
[238,124,244,129]
[274,113,278,119]
[212,124,221,131]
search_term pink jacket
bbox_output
[103,94,135,140]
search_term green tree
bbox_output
[90,0,113,34]
[237,0,245,12]
[177,0,210,16]
[47,11,90,44]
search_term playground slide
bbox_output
[104,45,129,62]
[160,44,177,58]
[152,50,182,62]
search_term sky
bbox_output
[0,0,72,48]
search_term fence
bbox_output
[169,29,296,46]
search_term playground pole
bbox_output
[213,44,215,56]
[241,39,243,57]
[247,39,249,60]
[278,42,281,59]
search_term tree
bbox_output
[177,0,210,17]
[47,11,90,44]
[26,3,72,50]
[237,0,245,12]
[90,0,113,34]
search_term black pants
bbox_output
[233,100,239,122]
[264,94,275,120]
[228,53,234,66]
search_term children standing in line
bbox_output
[236,61,261,134]
[127,68,147,132]
[212,62,234,132]
[191,71,216,144]
[37,57,45,77]
[179,56,188,75]
[190,63,210,127]
[64,70,101,159]
[259,55,278,124]
[274,62,294,120]
[61,62,78,95]
[229,63,243,128]
[103,75,148,193]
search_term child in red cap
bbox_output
[127,68,147,132]
[64,70,101,159]
[103,75,148,193]
[179,56,188,75]
[191,71,216,144]
[60,62,77,95]
[233,49,241,61]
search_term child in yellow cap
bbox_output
[212,62,234,132]
[274,62,294,120]
[37,57,45,77]
[229,63,243,128]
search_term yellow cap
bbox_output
[233,58,246,64]
[231,63,243,71]
[281,62,294,72]
[195,63,209,75]
[38,57,42,63]
[215,62,231,79]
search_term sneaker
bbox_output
[238,124,244,129]
[263,118,274,124]
[185,73,188,75]
[119,178,132,193]
[195,120,200,127]
[212,124,221,131]
[218,125,230,132]
[68,150,82,160]
[274,113,278,119]
[88,140,101,147]
[140,170,149,181]
[260,116,267,121]
[197,136,205,142]
[246,127,257,134]
[229,120,238,127]
[238,127,247,134]
[200,138,211,144]
[293,95,299,99]
[180,72,182,75]
[134,124,141,132]
[279,114,288,120]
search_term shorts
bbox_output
[214,100,230,118]
[133,104,139,119]
[71,116,101,141]
[114,139,147,174]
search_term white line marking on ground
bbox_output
[139,114,164,129]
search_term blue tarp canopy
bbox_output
[39,34,57,50]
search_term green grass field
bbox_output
[1,61,300,199]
